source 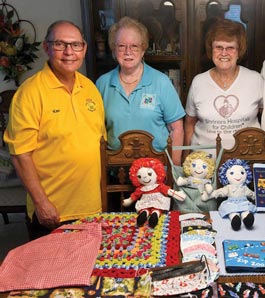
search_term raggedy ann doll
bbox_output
[210,158,256,231]
[176,151,215,201]
[122,158,186,228]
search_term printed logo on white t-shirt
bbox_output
[214,95,239,118]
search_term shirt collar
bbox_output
[43,62,82,91]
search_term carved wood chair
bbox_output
[100,130,173,212]
[216,127,265,190]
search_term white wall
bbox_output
[0,0,86,92]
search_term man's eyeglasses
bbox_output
[116,44,141,53]
[213,45,238,54]
[47,40,86,52]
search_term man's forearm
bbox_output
[11,152,60,228]
[11,152,48,206]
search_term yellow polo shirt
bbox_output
[4,63,106,221]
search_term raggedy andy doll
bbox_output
[122,158,186,228]
[210,158,257,231]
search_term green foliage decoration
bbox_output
[0,1,40,86]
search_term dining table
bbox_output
[0,211,265,297]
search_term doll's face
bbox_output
[190,159,208,178]
[136,167,157,186]
[226,165,246,185]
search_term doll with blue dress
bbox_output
[210,158,256,231]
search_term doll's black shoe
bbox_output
[137,211,148,227]
[243,213,254,229]
[231,215,241,231]
[148,212,159,228]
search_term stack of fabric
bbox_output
[179,212,220,282]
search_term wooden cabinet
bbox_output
[188,0,265,76]
[80,0,120,81]
[121,0,188,100]
[80,0,265,106]
[80,0,189,103]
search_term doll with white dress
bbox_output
[122,157,186,228]
[210,158,256,231]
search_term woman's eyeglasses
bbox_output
[213,45,238,54]
[116,44,141,53]
[47,40,86,51]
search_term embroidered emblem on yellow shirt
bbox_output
[85,98,96,111]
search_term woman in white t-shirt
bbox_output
[185,18,263,158]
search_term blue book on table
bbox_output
[223,239,265,273]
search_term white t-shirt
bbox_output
[186,66,263,157]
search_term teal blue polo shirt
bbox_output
[96,63,185,151]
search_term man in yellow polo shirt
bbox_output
[4,20,106,239]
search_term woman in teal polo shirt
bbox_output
[96,16,185,166]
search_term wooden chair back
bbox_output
[100,130,173,212]
[216,127,265,189]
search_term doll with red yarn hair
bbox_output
[123,158,186,228]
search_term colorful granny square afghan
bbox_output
[69,211,181,278]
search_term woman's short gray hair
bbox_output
[108,16,149,53]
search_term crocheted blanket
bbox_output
[70,211,181,278]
